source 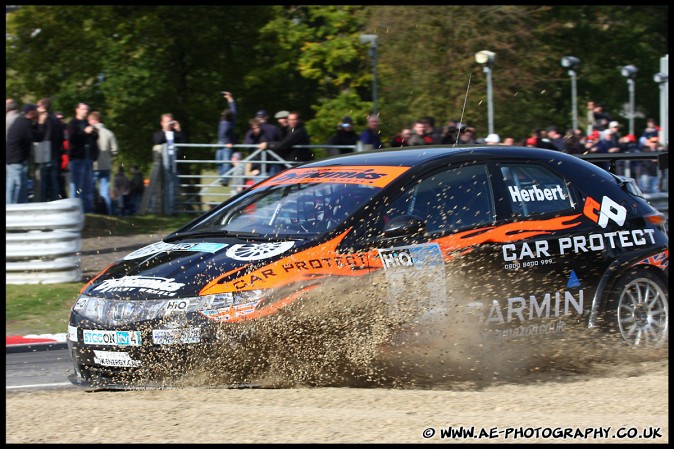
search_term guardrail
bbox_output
[6,198,84,284]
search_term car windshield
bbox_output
[183,181,379,237]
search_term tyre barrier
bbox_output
[6,198,84,284]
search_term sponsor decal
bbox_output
[566,270,581,288]
[199,302,259,322]
[583,195,626,228]
[377,243,448,318]
[226,241,295,261]
[93,276,185,296]
[502,229,656,265]
[257,166,410,188]
[164,299,190,314]
[492,319,567,340]
[508,184,566,203]
[636,250,669,271]
[152,328,201,345]
[83,329,142,346]
[67,325,78,342]
[485,289,584,325]
[93,350,142,368]
[123,241,228,260]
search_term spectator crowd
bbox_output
[6,95,668,213]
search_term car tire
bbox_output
[604,269,668,347]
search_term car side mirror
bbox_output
[382,214,426,238]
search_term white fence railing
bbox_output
[6,198,84,284]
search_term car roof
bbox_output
[304,145,583,168]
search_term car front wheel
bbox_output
[606,270,668,347]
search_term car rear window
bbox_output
[500,163,574,217]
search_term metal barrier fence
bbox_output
[139,145,668,219]
[6,198,84,284]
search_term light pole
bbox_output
[561,56,580,131]
[475,50,495,135]
[620,64,638,136]
[360,34,378,115]
[653,71,668,146]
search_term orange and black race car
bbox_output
[67,146,668,386]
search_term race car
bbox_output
[67,146,668,386]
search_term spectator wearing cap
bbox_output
[6,103,46,203]
[274,110,290,140]
[327,116,359,156]
[258,111,312,175]
[590,128,620,171]
[255,109,281,142]
[484,133,500,145]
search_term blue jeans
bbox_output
[216,146,232,180]
[94,169,112,214]
[69,159,95,213]
[6,162,29,204]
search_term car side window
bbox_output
[500,164,574,217]
[387,164,495,233]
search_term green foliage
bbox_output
[6,5,668,163]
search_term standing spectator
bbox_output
[327,116,358,156]
[587,101,611,133]
[638,137,662,193]
[390,128,411,147]
[68,102,99,212]
[545,126,565,151]
[258,111,312,175]
[88,110,118,214]
[55,111,70,199]
[639,118,660,147]
[128,165,145,215]
[441,123,459,145]
[7,104,46,203]
[111,165,132,216]
[502,137,516,146]
[274,110,290,140]
[153,113,189,209]
[359,115,383,150]
[591,128,621,171]
[408,119,431,146]
[255,109,281,142]
[6,98,20,140]
[562,128,585,154]
[457,126,477,145]
[422,116,443,144]
[484,133,501,145]
[216,91,237,186]
[242,117,267,186]
[35,98,65,201]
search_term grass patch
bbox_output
[82,213,193,237]
[7,213,194,336]
[5,283,84,336]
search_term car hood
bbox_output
[81,238,311,300]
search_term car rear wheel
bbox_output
[605,270,668,347]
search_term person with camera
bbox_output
[216,91,237,186]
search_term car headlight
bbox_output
[72,291,267,325]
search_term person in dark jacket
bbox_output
[36,98,65,201]
[216,92,237,185]
[6,104,45,203]
[67,102,99,212]
[258,111,312,175]
[327,116,359,156]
